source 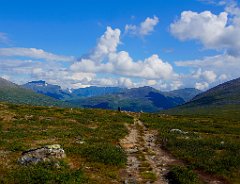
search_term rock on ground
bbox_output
[19,144,66,165]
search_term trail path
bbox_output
[120,112,178,184]
[120,112,226,184]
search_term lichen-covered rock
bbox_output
[19,144,66,165]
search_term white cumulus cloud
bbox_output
[170,10,240,56]
[71,27,175,81]
[125,16,159,37]
[89,26,121,61]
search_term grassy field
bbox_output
[140,108,240,184]
[0,102,132,183]
[1,100,240,183]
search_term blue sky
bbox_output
[0,0,240,90]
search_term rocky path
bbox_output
[120,112,226,184]
[120,113,178,184]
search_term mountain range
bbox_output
[67,86,201,112]
[22,81,125,99]
[1,77,240,112]
[21,80,201,112]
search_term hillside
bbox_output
[0,78,69,107]
[165,77,240,116]
[189,77,240,106]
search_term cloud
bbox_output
[170,11,228,48]
[195,82,209,90]
[170,10,240,56]
[197,0,217,4]
[125,16,159,37]
[192,68,217,83]
[0,48,74,61]
[108,53,174,79]
[173,53,240,91]
[118,77,135,88]
[202,70,217,83]
[170,2,240,90]
[0,27,177,90]
[71,27,175,81]
[89,26,121,62]
[176,54,240,80]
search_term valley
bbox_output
[1,0,240,183]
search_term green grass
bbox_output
[140,111,240,183]
[79,143,126,166]
[140,171,157,182]
[166,165,200,184]
[0,102,133,183]
[2,161,88,184]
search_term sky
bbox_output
[0,0,240,91]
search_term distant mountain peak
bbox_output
[22,80,71,100]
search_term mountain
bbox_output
[186,77,240,107]
[22,81,73,100]
[0,78,69,107]
[22,81,125,100]
[164,88,202,102]
[20,80,202,112]
[165,77,240,116]
[67,86,186,112]
[72,86,125,97]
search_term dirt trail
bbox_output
[120,113,178,184]
[120,112,226,184]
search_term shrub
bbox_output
[80,143,126,166]
[166,165,200,184]
[2,161,88,184]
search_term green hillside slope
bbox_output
[0,78,69,107]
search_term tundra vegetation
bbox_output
[0,101,239,183]
[140,105,240,184]
[0,102,132,183]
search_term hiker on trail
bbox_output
[118,107,121,112]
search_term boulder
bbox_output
[19,144,66,165]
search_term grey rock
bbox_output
[19,144,66,165]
